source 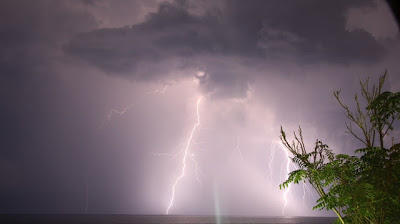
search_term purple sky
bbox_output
[1,0,399,216]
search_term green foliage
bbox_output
[280,169,307,189]
[368,90,400,132]
[279,71,400,224]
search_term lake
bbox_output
[0,215,337,224]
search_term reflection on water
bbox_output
[0,215,337,224]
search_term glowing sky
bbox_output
[1,0,399,216]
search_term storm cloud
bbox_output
[1,0,399,216]
[64,1,386,87]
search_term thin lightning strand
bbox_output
[189,152,202,184]
[268,142,316,214]
[279,142,291,216]
[290,158,316,205]
[100,85,168,129]
[187,140,205,184]
[106,104,135,120]
[98,104,135,129]
[152,152,180,157]
[151,143,186,158]
[152,143,203,184]
[166,96,202,215]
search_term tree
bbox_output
[279,71,400,224]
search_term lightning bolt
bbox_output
[268,142,313,215]
[106,104,135,120]
[189,151,202,185]
[99,85,169,129]
[97,104,135,129]
[276,142,316,214]
[152,143,186,158]
[279,142,291,216]
[153,147,203,185]
[152,143,203,184]
[166,96,203,215]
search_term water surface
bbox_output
[0,215,337,224]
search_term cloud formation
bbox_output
[65,1,386,84]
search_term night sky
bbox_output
[1,0,399,216]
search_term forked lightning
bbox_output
[166,96,203,214]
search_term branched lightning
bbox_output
[99,81,319,216]
[97,104,136,129]
[152,144,203,184]
[279,142,291,216]
[151,143,186,158]
[166,96,203,215]
[274,141,315,214]
[99,85,169,129]
[107,104,135,120]
[98,85,204,214]
[102,84,203,213]
[189,152,202,184]
[151,152,180,157]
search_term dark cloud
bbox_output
[63,1,226,78]
[64,0,385,80]
[226,0,383,62]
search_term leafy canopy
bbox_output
[279,71,400,224]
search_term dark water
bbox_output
[0,215,337,224]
